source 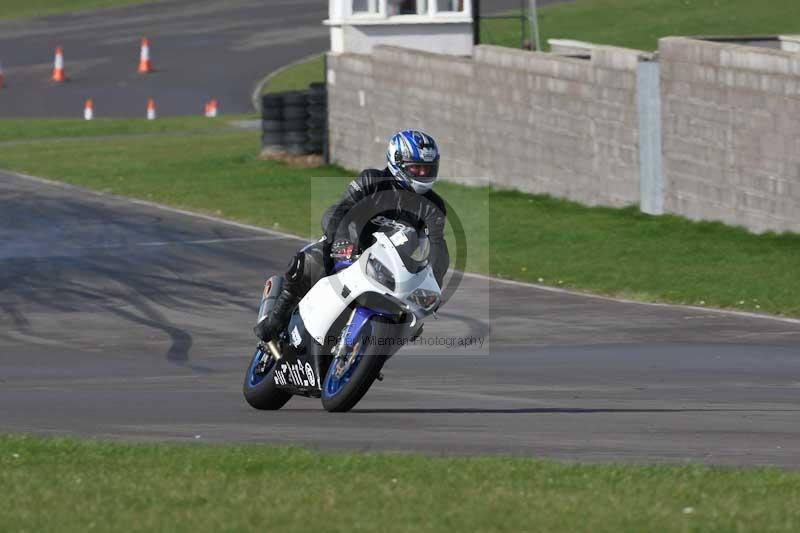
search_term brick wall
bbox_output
[660,37,800,233]
[328,39,800,234]
[328,44,645,208]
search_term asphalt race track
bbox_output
[2,170,800,466]
[0,0,569,118]
[0,0,331,118]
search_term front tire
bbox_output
[321,321,391,412]
[243,346,292,410]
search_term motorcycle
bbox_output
[243,221,442,412]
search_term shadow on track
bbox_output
[348,407,800,414]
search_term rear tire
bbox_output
[262,130,283,142]
[282,118,310,132]
[321,321,390,413]
[261,107,283,120]
[282,91,307,106]
[243,347,292,410]
[262,119,284,133]
[283,105,308,120]
[307,105,327,118]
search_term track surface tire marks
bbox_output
[1,170,799,466]
[0,0,569,118]
[0,0,330,117]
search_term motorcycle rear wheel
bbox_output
[243,346,292,410]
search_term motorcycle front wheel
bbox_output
[321,320,390,413]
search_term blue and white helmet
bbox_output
[386,130,440,194]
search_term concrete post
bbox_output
[636,58,664,215]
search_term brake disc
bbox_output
[333,341,362,379]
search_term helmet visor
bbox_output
[404,163,438,182]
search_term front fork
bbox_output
[333,307,359,359]
[327,307,360,379]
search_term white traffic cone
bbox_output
[138,38,153,74]
[84,98,94,120]
[146,98,157,120]
[205,99,218,117]
[52,46,67,82]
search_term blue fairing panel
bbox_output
[345,307,389,347]
[333,260,353,273]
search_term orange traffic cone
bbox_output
[84,98,94,120]
[146,98,157,120]
[138,38,153,74]
[52,46,67,82]
[0,61,5,89]
[205,99,218,117]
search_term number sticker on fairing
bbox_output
[291,326,302,347]
[305,363,316,386]
[274,366,287,385]
[274,361,317,388]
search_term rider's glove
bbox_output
[330,240,355,261]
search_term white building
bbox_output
[325,0,474,56]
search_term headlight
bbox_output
[366,256,395,291]
[409,288,440,313]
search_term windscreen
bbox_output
[389,228,430,274]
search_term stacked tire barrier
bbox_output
[306,82,327,155]
[261,83,327,156]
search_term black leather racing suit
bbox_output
[322,168,449,285]
[255,168,449,342]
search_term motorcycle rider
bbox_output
[256,129,449,342]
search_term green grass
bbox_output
[0,129,348,237]
[262,54,325,94]
[1,435,799,532]
[0,116,245,143]
[485,190,800,315]
[0,122,798,316]
[0,0,161,20]
[482,0,800,51]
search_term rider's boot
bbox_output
[255,279,301,342]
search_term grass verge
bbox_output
[482,0,800,51]
[0,122,798,316]
[0,116,246,143]
[2,434,800,532]
[0,0,161,20]
[262,54,325,95]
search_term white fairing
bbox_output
[299,232,441,344]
